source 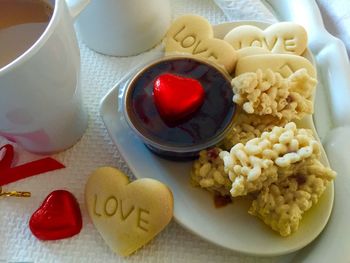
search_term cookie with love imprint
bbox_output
[85,167,173,256]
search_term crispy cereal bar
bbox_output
[190,121,336,236]
[220,111,287,150]
[231,68,317,120]
[219,122,321,197]
[191,148,231,196]
[249,158,336,236]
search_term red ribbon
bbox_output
[0,144,65,186]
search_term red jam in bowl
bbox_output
[124,56,235,159]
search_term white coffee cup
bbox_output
[0,0,90,154]
[76,0,171,56]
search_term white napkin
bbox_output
[317,0,350,57]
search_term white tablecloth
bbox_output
[0,0,330,262]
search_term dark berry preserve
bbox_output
[124,56,235,158]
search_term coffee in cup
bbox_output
[0,0,54,69]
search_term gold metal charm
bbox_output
[0,186,31,198]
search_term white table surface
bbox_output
[1,0,348,262]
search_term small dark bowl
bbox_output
[123,56,236,160]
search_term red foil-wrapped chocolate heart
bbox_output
[29,190,82,240]
[153,73,205,123]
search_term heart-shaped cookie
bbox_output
[235,54,316,78]
[224,22,307,55]
[164,15,237,73]
[153,73,205,124]
[85,167,173,256]
[29,190,82,240]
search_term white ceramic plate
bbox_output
[99,21,335,257]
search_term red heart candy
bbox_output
[29,190,82,240]
[153,73,205,124]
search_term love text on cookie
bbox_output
[93,194,150,232]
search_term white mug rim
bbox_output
[0,0,61,77]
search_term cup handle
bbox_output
[65,0,90,19]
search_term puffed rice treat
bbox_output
[249,158,336,236]
[191,148,231,196]
[220,122,321,197]
[231,68,317,121]
[220,110,287,150]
